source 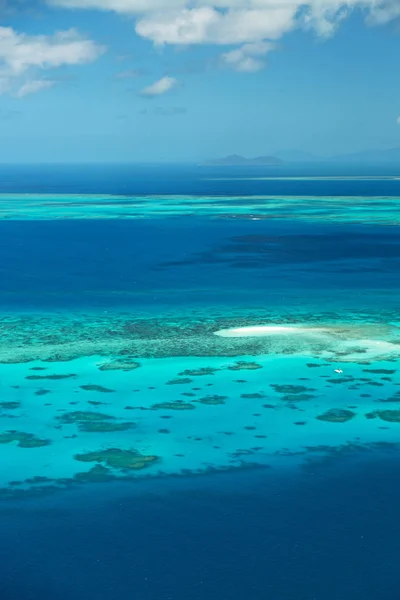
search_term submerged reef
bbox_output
[74,465,115,483]
[316,409,356,423]
[227,361,263,371]
[26,374,76,380]
[57,411,116,424]
[80,385,115,393]
[178,367,219,376]
[366,410,400,423]
[167,378,193,385]
[0,311,398,364]
[74,448,159,470]
[271,384,314,395]
[98,359,140,372]
[196,395,227,405]
[0,402,20,409]
[57,411,135,432]
[151,401,196,410]
[35,389,51,396]
[0,431,50,448]
[79,421,135,433]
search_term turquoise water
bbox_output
[0,170,400,497]
[2,165,400,599]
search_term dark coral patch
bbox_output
[377,392,400,403]
[79,421,135,433]
[74,448,159,470]
[151,401,196,411]
[98,359,140,372]
[282,394,315,402]
[0,402,20,409]
[74,465,115,483]
[197,395,227,405]
[179,368,218,377]
[57,411,116,424]
[271,384,314,394]
[166,378,193,385]
[366,410,400,423]
[80,385,115,393]
[0,431,50,448]
[26,374,76,380]
[363,369,396,375]
[241,392,265,399]
[35,389,51,396]
[227,361,262,371]
[316,409,356,423]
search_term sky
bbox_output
[0,0,400,162]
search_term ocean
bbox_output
[0,162,399,599]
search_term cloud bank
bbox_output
[0,27,105,96]
[47,0,400,71]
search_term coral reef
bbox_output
[98,359,140,371]
[178,367,218,376]
[366,410,400,422]
[74,448,159,470]
[79,421,136,432]
[197,395,227,405]
[0,431,51,447]
[74,465,115,482]
[227,361,262,371]
[271,384,315,395]
[57,411,116,424]
[151,401,196,410]
[26,374,76,380]
[80,385,115,393]
[316,409,356,423]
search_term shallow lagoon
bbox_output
[0,164,400,499]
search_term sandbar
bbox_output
[214,325,328,338]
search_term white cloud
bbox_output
[16,79,55,97]
[46,0,400,72]
[0,27,105,95]
[0,27,105,74]
[222,41,275,71]
[136,6,297,45]
[140,75,177,96]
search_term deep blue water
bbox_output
[1,458,400,600]
[2,162,400,196]
[1,164,400,600]
[0,217,399,311]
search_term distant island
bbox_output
[203,154,284,166]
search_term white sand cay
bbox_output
[214,325,329,338]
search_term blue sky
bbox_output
[1,0,400,162]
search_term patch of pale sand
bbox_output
[327,338,400,362]
[214,325,329,338]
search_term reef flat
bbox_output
[0,310,399,365]
[0,193,399,225]
[0,316,400,499]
